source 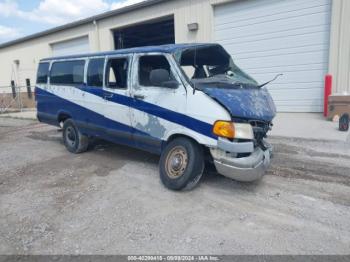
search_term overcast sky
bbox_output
[0,0,146,44]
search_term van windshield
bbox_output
[174,45,258,87]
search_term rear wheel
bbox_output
[159,137,204,191]
[62,119,89,154]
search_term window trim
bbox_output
[36,62,50,84]
[135,53,181,89]
[86,57,105,88]
[49,59,86,86]
[104,55,130,90]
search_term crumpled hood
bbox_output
[201,86,277,122]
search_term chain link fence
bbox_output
[0,80,35,114]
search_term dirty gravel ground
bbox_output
[0,118,350,255]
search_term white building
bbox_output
[0,0,349,112]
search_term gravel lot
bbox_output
[0,118,350,255]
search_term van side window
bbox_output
[87,58,105,87]
[36,63,50,84]
[138,55,175,87]
[105,58,128,89]
[50,60,85,85]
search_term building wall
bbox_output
[0,0,214,90]
[96,0,215,51]
[0,23,94,89]
[0,0,349,96]
[328,0,350,94]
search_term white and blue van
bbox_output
[35,43,276,190]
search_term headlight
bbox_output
[213,121,254,140]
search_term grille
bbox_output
[248,120,271,142]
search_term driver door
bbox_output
[130,53,187,153]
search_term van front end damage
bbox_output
[198,86,275,182]
[196,84,276,182]
[210,139,272,182]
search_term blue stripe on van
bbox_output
[82,88,217,140]
[36,87,159,145]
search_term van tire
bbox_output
[62,119,89,154]
[159,137,204,191]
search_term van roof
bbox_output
[40,43,219,62]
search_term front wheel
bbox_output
[159,137,204,191]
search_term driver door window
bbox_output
[138,55,176,87]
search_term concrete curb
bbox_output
[0,111,37,121]
[0,115,37,121]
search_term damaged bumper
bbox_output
[210,139,272,182]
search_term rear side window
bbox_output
[50,60,85,85]
[36,63,50,84]
[87,58,105,87]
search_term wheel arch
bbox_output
[166,133,200,146]
[164,128,216,147]
[57,110,72,124]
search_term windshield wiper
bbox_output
[258,74,283,88]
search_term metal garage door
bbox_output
[51,36,90,56]
[214,0,332,112]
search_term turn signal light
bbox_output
[213,121,235,139]
[213,121,255,140]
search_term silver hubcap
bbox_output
[66,126,76,148]
[165,146,188,179]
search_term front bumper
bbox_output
[210,141,272,182]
